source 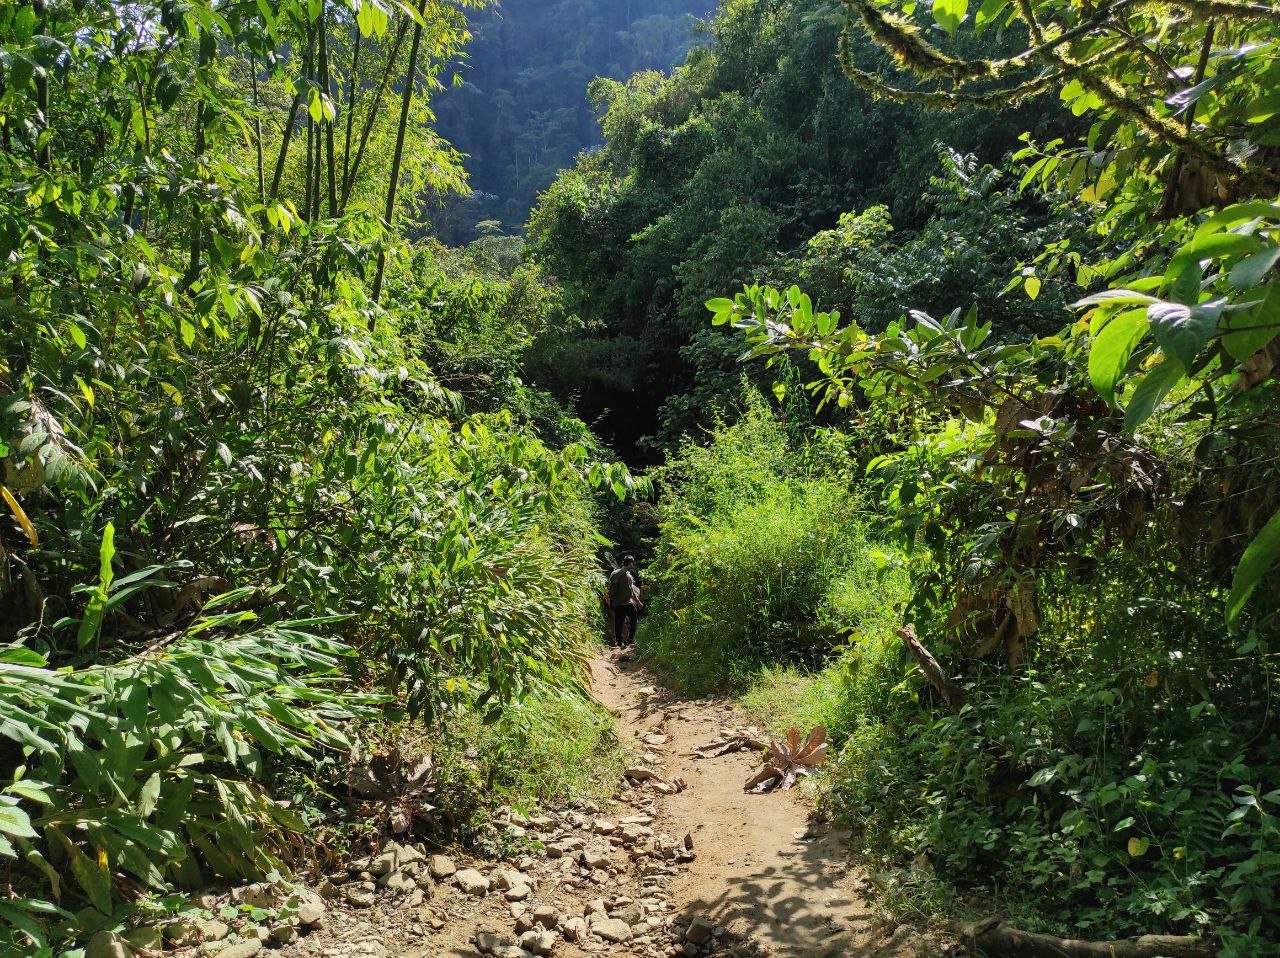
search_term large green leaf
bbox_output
[1089,308,1148,406]
[1123,358,1186,432]
[76,523,116,650]
[1164,232,1263,282]
[933,0,968,32]
[1227,507,1280,626]
[1229,247,1280,289]
[0,803,37,842]
[50,829,112,915]
[1147,299,1224,371]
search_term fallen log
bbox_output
[896,625,966,713]
[957,918,1216,958]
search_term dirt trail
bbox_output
[591,651,893,958]
[238,650,930,958]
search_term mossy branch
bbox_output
[1164,0,1280,23]
[836,27,1058,110]
[839,0,998,82]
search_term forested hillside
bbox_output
[2,0,1279,955]
[527,0,1090,457]
[431,0,716,243]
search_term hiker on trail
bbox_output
[607,555,643,646]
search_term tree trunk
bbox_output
[269,85,305,201]
[318,3,338,218]
[341,29,363,201]
[371,2,426,307]
[250,53,265,201]
[897,625,966,713]
[342,20,411,211]
[33,0,51,170]
[958,919,1215,958]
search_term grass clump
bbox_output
[639,393,908,695]
[433,684,628,817]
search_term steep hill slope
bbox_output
[432,0,716,243]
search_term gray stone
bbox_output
[455,868,491,896]
[369,844,404,876]
[493,868,529,891]
[295,893,326,927]
[166,917,231,946]
[561,917,588,943]
[519,930,557,956]
[85,932,129,958]
[344,885,376,908]
[475,930,512,955]
[685,917,715,945]
[235,883,282,908]
[124,926,164,952]
[209,940,263,958]
[429,854,458,880]
[399,844,425,864]
[591,918,632,943]
[612,904,643,927]
[504,884,532,902]
[269,925,299,947]
[379,869,417,893]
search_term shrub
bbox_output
[639,395,907,693]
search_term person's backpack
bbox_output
[607,567,634,606]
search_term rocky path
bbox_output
[589,651,890,958]
[171,650,933,958]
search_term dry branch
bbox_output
[897,625,966,713]
[958,918,1216,958]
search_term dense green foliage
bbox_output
[640,393,906,692]
[686,0,1280,949]
[4,0,1279,952]
[523,0,1280,949]
[527,0,1083,457]
[0,1,632,953]
[431,0,715,243]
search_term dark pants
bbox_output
[612,603,637,646]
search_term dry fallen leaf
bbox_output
[691,726,770,758]
[743,726,828,793]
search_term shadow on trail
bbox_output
[670,829,886,958]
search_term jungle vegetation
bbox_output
[0,1,630,952]
[430,0,716,244]
[541,0,1278,951]
[1,0,1278,953]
